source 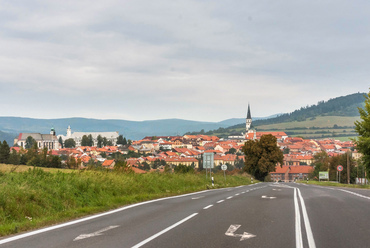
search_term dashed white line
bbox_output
[235,193,240,196]
[217,200,225,203]
[132,213,198,248]
[227,196,233,199]
[203,205,213,210]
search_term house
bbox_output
[102,159,116,169]
[270,166,314,182]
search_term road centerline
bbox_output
[132,213,198,248]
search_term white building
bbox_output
[14,128,60,150]
[58,126,119,147]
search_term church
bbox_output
[14,128,60,150]
[57,126,119,147]
[228,104,256,140]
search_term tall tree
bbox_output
[122,137,128,146]
[88,134,94,147]
[97,135,103,148]
[0,140,10,164]
[64,138,76,148]
[242,134,284,181]
[81,135,89,146]
[25,136,36,149]
[117,135,125,145]
[58,137,64,148]
[354,91,370,177]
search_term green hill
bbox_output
[188,92,366,140]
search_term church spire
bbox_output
[247,104,252,120]
[246,104,252,133]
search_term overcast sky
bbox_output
[0,0,369,122]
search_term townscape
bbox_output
[4,107,360,183]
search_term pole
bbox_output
[347,152,350,184]
[224,169,226,181]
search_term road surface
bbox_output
[1,182,370,248]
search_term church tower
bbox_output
[246,104,252,132]
[67,125,72,137]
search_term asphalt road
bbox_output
[1,182,370,248]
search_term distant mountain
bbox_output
[217,114,281,127]
[0,117,236,142]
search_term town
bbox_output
[4,106,360,183]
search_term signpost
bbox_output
[221,164,227,181]
[203,153,214,180]
[337,165,343,183]
[319,171,329,182]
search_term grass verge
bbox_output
[0,167,251,236]
[299,180,370,189]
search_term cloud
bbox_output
[0,0,369,121]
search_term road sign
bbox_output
[203,152,214,169]
[337,165,343,172]
[221,164,227,171]
[319,171,329,180]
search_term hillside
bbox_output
[188,92,365,140]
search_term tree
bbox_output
[117,135,125,145]
[354,91,370,177]
[25,136,36,149]
[97,135,103,148]
[242,134,284,181]
[226,148,237,154]
[58,136,64,148]
[81,135,89,146]
[64,138,76,148]
[8,149,20,165]
[88,134,94,146]
[0,140,10,164]
[122,137,128,146]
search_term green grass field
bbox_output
[0,165,251,236]
[299,180,370,189]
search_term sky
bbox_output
[0,0,369,122]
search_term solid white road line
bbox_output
[294,188,303,248]
[297,189,316,248]
[132,213,198,248]
[0,189,211,245]
[203,205,213,210]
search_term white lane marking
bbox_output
[192,196,204,200]
[227,189,233,191]
[241,192,245,194]
[74,225,119,241]
[294,188,303,248]
[225,225,256,241]
[0,189,210,245]
[203,205,213,210]
[246,190,249,192]
[227,196,233,199]
[132,213,198,248]
[235,193,240,196]
[338,189,370,200]
[236,186,244,188]
[261,196,276,199]
[217,200,225,203]
[272,189,282,191]
[297,189,316,248]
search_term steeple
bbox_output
[67,125,72,137]
[246,104,252,132]
[247,104,252,120]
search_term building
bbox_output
[58,126,119,147]
[14,128,60,150]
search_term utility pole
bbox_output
[347,151,350,184]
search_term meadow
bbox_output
[0,165,251,236]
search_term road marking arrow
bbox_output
[225,225,256,241]
[74,225,119,241]
[262,195,276,199]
